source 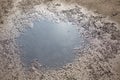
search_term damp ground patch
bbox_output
[17,19,83,69]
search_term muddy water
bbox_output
[17,20,83,68]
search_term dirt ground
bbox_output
[0,0,120,80]
[65,0,120,25]
[0,0,120,25]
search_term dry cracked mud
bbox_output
[0,0,120,80]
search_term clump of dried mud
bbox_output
[0,0,120,80]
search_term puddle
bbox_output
[17,20,83,69]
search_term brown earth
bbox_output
[0,0,120,24]
[65,0,120,25]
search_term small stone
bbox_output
[112,12,118,16]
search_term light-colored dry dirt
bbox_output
[62,0,120,25]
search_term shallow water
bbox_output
[17,20,83,68]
